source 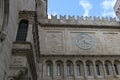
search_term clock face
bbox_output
[75,33,94,50]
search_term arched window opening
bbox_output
[96,64,100,76]
[67,64,71,76]
[86,61,94,76]
[76,61,84,77]
[47,64,51,76]
[56,60,63,77]
[57,64,61,76]
[66,61,73,76]
[114,61,120,75]
[86,64,91,76]
[77,64,81,76]
[105,64,110,75]
[16,20,28,41]
[46,60,53,77]
[95,61,103,76]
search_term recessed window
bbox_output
[57,64,61,76]
[77,64,81,76]
[86,64,91,76]
[114,64,119,75]
[105,64,110,75]
[96,64,100,76]
[67,64,71,76]
[16,20,28,41]
[46,61,53,77]
[47,64,51,76]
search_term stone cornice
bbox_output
[40,55,120,58]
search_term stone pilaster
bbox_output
[73,61,77,80]
[102,61,106,78]
[93,60,97,78]
[63,60,67,80]
[83,60,87,79]
[43,61,46,80]
[53,60,56,80]
[111,60,116,77]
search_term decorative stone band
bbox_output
[19,11,35,23]
[38,15,120,27]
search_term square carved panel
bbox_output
[103,33,120,54]
[45,30,64,53]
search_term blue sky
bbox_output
[48,0,117,18]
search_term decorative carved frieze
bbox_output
[19,11,35,23]
[45,31,64,52]
[10,56,27,67]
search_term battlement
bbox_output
[38,15,120,27]
[50,15,117,22]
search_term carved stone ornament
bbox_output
[0,31,6,42]
[75,33,94,50]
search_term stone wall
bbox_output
[0,0,35,80]
[114,0,120,18]
[39,26,120,55]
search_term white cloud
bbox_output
[101,0,117,17]
[80,0,92,16]
[48,13,51,19]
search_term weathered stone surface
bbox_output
[114,0,120,19]
[1,0,120,80]
[39,27,120,55]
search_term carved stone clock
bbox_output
[75,33,94,50]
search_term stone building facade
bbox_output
[0,0,120,80]
[114,0,120,19]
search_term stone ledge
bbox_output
[12,42,31,49]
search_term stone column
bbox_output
[83,60,87,79]
[73,61,77,80]
[102,61,106,78]
[37,63,43,80]
[43,61,46,80]
[111,60,116,77]
[53,60,56,80]
[63,60,67,80]
[93,60,97,78]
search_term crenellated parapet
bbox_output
[38,15,120,27]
